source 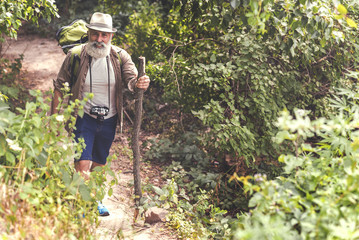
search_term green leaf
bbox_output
[0,134,6,157]
[275,131,295,143]
[78,184,92,201]
[320,37,326,47]
[334,14,344,20]
[337,4,347,15]
[108,187,113,197]
[301,143,314,152]
[346,18,357,29]
[343,158,353,174]
[248,193,262,207]
[5,151,15,165]
[351,138,359,151]
[278,154,285,163]
[230,0,240,9]
[78,108,84,118]
[210,54,216,63]
[153,185,164,195]
[61,169,71,186]
[0,102,9,112]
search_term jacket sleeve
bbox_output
[53,52,72,91]
[119,49,138,92]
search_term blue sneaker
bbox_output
[97,202,110,216]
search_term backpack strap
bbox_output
[111,45,123,66]
[116,51,122,66]
[69,44,83,89]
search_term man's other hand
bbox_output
[136,75,150,90]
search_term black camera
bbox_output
[90,106,109,121]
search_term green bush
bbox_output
[0,56,28,110]
[0,0,58,40]
[232,88,359,239]
[116,0,359,169]
[0,89,117,239]
[144,179,233,239]
[144,134,248,226]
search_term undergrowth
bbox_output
[0,57,119,239]
[0,55,28,110]
[142,133,241,239]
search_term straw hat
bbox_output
[86,12,117,33]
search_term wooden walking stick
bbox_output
[132,56,145,221]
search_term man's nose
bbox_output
[97,35,104,42]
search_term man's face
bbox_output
[89,30,113,48]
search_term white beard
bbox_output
[85,41,111,59]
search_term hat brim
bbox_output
[86,24,117,33]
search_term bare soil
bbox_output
[2,33,176,240]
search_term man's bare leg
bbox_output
[86,161,108,216]
[75,160,92,179]
[74,159,109,215]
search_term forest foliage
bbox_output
[1,0,359,239]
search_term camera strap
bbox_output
[88,56,111,109]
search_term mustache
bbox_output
[91,41,106,48]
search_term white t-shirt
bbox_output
[83,56,117,119]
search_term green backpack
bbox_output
[56,19,88,54]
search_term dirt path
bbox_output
[2,33,175,240]
[2,34,65,91]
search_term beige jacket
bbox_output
[53,44,138,128]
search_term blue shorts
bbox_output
[73,113,118,165]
